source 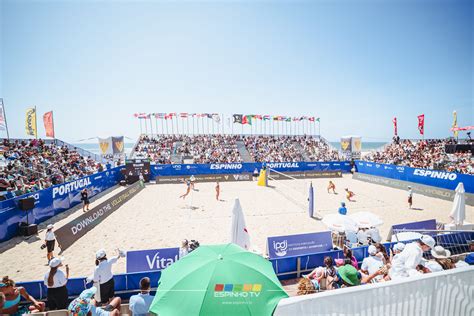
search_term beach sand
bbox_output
[1,174,472,282]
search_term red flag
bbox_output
[242,115,249,125]
[180,113,188,118]
[392,117,398,136]
[417,114,425,136]
[43,111,55,138]
[308,117,315,122]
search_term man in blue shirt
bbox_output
[129,277,154,316]
[338,202,347,215]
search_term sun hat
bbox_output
[431,246,451,259]
[393,243,405,252]
[96,249,107,260]
[49,257,64,268]
[420,235,435,249]
[368,245,377,256]
[337,265,361,286]
[47,224,54,230]
[68,287,97,316]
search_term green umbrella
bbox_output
[149,243,288,316]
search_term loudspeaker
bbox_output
[18,222,38,236]
[18,197,35,211]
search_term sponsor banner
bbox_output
[55,180,145,250]
[268,170,342,180]
[356,161,474,194]
[267,231,333,259]
[156,173,253,184]
[112,136,125,154]
[43,111,55,138]
[126,247,179,273]
[0,167,123,242]
[25,107,37,137]
[151,162,352,177]
[99,137,113,155]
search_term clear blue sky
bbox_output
[1,0,472,142]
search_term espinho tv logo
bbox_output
[214,284,262,298]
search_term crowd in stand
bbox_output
[364,138,473,174]
[298,235,472,295]
[0,139,104,198]
[133,135,174,164]
[176,135,242,163]
[296,136,341,161]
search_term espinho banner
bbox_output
[55,180,144,250]
[126,247,179,273]
[151,161,352,178]
[355,161,474,194]
[267,231,333,259]
[0,167,123,242]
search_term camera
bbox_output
[189,239,200,252]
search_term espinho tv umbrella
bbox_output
[149,243,288,316]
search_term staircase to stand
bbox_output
[236,141,254,162]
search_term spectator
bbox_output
[179,240,190,258]
[87,249,125,304]
[374,243,390,264]
[389,235,435,279]
[334,264,361,287]
[343,247,358,269]
[68,287,121,316]
[338,202,347,215]
[0,276,45,314]
[360,245,384,282]
[304,256,337,290]
[431,246,456,270]
[44,224,56,263]
[44,257,69,310]
[129,277,154,316]
[297,278,316,295]
[0,292,5,312]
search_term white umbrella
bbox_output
[449,182,465,226]
[391,231,422,242]
[322,214,358,233]
[349,212,384,228]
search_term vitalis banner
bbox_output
[55,180,144,250]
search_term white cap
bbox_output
[49,257,63,268]
[47,224,54,230]
[394,242,405,252]
[420,235,435,249]
[368,245,377,255]
[96,249,106,260]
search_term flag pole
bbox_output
[1,99,10,140]
[34,106,38,139]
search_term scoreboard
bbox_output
[125,159,151,183]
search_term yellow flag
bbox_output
[452,111,458,138]
[25,107,37,137]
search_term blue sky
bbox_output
[1,0,472,142]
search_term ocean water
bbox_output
[72,141,387,155]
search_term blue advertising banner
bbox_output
[0,167,123,242]
[126,247,180,273]
[267,231,333,259]
[151,161,352,178]
[392,219,437,232]
[355,161,474,194]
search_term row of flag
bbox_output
[232,114,320,125]
[133,112,320,124]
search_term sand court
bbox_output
[1,174,472,282]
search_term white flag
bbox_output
[230,198,251,250]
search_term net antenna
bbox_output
[267,168,322,219]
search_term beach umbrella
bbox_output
[230,198,251,250]
[149,243,288,316]
[349,212,384,228]
[449,182,465,226]
[322,214,358,233]
[391,231,422,242]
